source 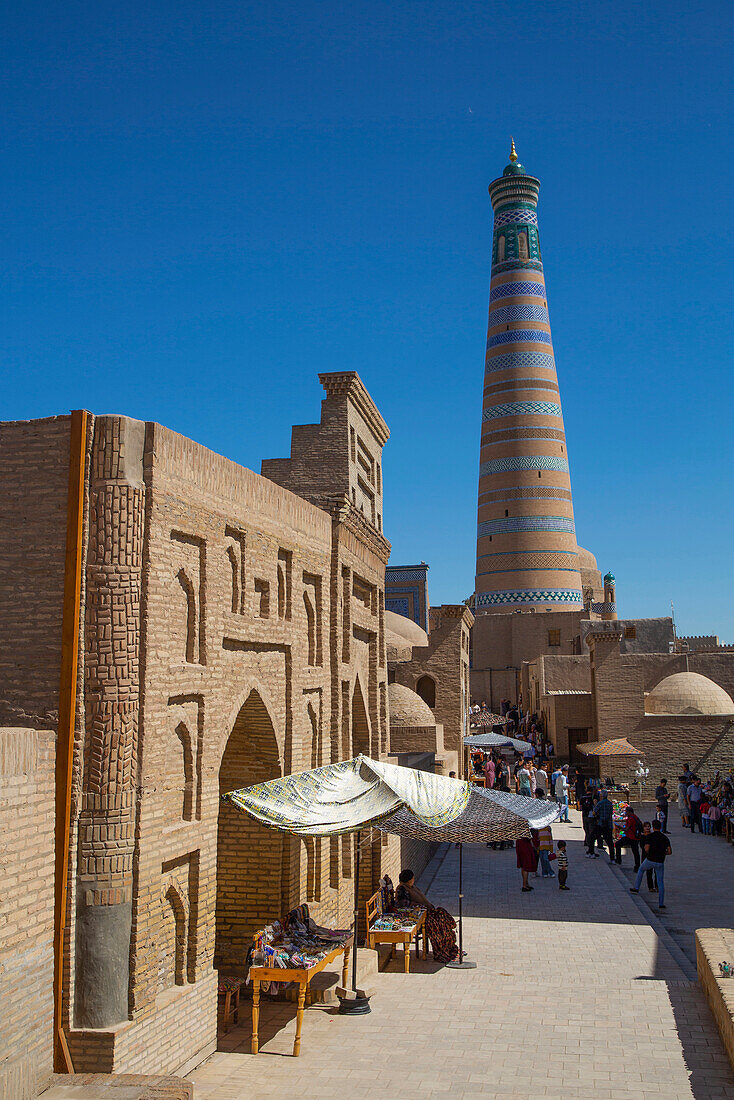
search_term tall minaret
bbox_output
[474,141,583,614]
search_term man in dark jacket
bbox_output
[580,784,597,857]
[589,789,615,862]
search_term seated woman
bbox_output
[395,868,434,910]
[394,868,458,963]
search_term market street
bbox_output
[191,810,734,1100]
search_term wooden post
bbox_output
[341,942,350,989]
[251,980,260,1055]
[293,983,306,1057]
[53,409,87,1073]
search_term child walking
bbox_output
[557,840,569,890]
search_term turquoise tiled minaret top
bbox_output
[474,142,583,614]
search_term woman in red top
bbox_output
[614,806,643,871]
[516,836,538,891]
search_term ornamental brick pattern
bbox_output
[475,146,582,613]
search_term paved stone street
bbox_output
[191,811,734,1099]
[613,804,734,967]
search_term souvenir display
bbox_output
[249,904,352,994]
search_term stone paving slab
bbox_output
[190,811,734,1099]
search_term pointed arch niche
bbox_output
[215,689,283,971]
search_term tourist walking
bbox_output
[614,805,643,870]
[483,754,495,789]
[677,776,689,827]
[687,777,703,832]
[630,821,672,909]
[589,788,615,861]
[580,784,597,857]
[554,765,570,822]
[536,763,548,797]
[517,760,532,796]
[516,835,538,891]
[532,791,555,877]
[655,778,669,832]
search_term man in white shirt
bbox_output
[535,765,548,795]
[554,765,570,822]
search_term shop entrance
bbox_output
[215,689,282,971]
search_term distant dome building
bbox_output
[387,682,437,727]
[384,609,430,663]
[644,672,734,716]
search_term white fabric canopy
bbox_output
[223,755,559,841]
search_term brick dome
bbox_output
[384,610,428,648]
[388,683,436,727]
[644,672,734,716]
[576,546,598,571]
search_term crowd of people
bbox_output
[469,697,734,909]
[675,764,734,835]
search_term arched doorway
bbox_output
[416,675,436,710]
[215,689,282,971]
[352,678,370,757]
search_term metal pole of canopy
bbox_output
[352,828,360,992]
[338,827,371,1013]
[446,843,476,969]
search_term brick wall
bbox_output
[392,606,472,777]
[55,387,397,1074]
[0,416,70,724]
[0,727,56,1098]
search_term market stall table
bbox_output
[249,934,353,1056]
[366,890,426,972]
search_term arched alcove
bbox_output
[215,690,282,971]
[352,679,370,758]
[416,675,436,710]
[176,568,197,663]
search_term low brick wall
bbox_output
[696,928,734,1069]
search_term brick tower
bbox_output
[474,141,583,615]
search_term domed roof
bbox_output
[576,546,599,570]
[604,572,616,584]
[384,610,429,648]
[388,683,436,727]
[645,672,734,716]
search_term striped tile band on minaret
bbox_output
[474,140,582,613]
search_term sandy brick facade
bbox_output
[0,374,404,1079]
[525,626,734,792]
[0,727,56,1099]
[391,605,473,776]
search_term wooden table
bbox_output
[366,889,426,973]
[248,935,352,1057]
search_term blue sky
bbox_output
[3,1,733,640]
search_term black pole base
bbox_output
[337,995,372,1014]
[446,958,478,969]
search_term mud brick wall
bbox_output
[66,396,397,1074]
[392,605,472,776]
[0,416,70,724]
[0,727,56,1099]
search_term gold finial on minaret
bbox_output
[509,136,517,162]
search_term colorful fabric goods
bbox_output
[372,907,424,933]
[248,911,352,992]
[425,907,459,963]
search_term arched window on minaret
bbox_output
[518,231,528,259]
[497,234,505,263]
